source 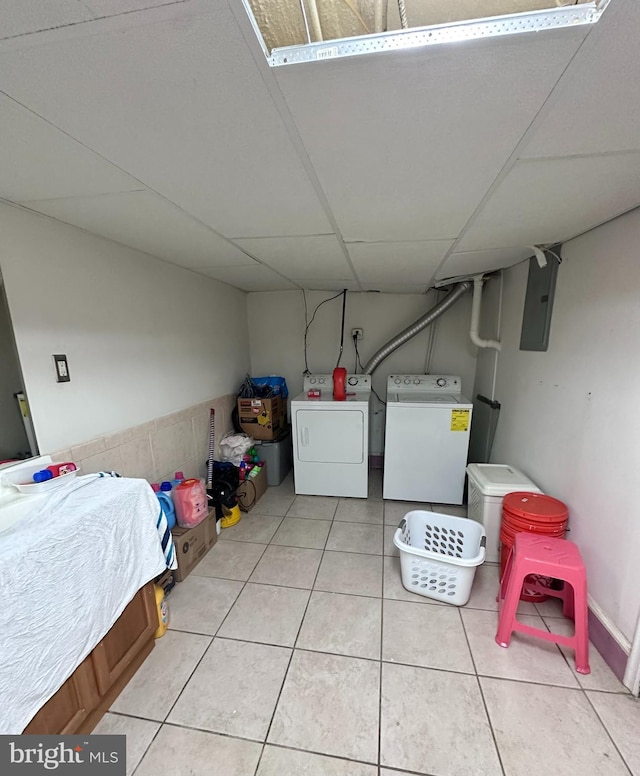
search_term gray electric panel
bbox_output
[519,250,560,352]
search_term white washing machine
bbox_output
[383,374,472,504]
[291,374,371,498]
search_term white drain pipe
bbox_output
[470,277,501,351]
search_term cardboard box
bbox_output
[171,509,218,582]
[237,396,285,441]
[237,463,268,511]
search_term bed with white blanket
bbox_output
[0,474,175,734]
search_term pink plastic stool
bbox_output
[496,532,590,674]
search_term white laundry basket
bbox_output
[393,511,486,606]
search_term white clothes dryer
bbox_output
[291,374,371,498]
[383,374,472,504]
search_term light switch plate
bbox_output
[53,354,70,382]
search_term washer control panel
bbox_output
[304,374,371,391]
[387,375,462,393]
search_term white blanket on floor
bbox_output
[0,475,167,734]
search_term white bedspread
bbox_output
[0,475,167,734]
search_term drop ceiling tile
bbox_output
[0,1,94,40]
[197,265,298,292]
[234,235,353,281]
[456,153,640,251]
[275,27,588,242]
[22,191,255,268]
[300,279,362,292]
[360,284,429,294]
[0,3,330,238]
[436,247,533,280]
[0,95,140,202]
[347,240,453,284]
[521,0,640,158]
[85,1,184,16]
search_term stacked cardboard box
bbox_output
[237,396,286,440]
[171,509,217,582]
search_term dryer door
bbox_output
[295,409,365,464]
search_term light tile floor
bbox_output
[96,470,639,776]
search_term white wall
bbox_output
[248,289,478,453]
[0,203,250,454]
[475,209,640,642]
[0,283,29,458]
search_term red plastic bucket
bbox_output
[500,491,569,602]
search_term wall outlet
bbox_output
[351,328,363,340]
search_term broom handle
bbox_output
[207,408,215,488]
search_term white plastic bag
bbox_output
[219,432,253,466]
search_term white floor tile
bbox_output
[335,498,384,524]
[382,600,474,673]
[253,490,295,516]
[218,583,310,647]
[219,513,283,544]
[135,723,262,776]
[462,608,579,687]
[258,745,377,776]
[271,517,332,549]
[286,495,339,520]
[297,591,382,659]
[269,650,380,763]
[111,631,211,721]
[587,691,640,773]
[167,638,290,740]
[384,525,399,556]
[381,663,501,775]
[315,551,383,597]
[482,677,629,776]
[326,522,383,555]
[431,503,468,517]
[464,563,537,614]
[192,540,266,581]
[249,544,322,589]
[92,713,159,776]
[168,575,243,635]
[542,616,628,693]
[384,501,431,525]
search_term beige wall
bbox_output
[51,393,235,484]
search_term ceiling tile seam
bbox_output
[0,87,304,289]
[430,22,600,283]
[17,189,147,204]
[0,0,192,43]
[3,197,262,278]
[226,0,364,293]
[228,232,335,240]
[518,149,640,163]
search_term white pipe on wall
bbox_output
[470,277,501,351]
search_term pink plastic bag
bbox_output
[174,478,209,528]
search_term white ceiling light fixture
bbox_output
[243,0,611,67]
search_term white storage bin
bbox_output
[466,463,541,563]
[393,510,485,606]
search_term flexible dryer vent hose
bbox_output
[362,281,472,375]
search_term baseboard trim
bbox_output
[588,595,630,685]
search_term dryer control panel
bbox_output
[387,375,462,393]
[304,374,371,391]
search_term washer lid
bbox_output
[466,463,540,496]
[388,392,469,405]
